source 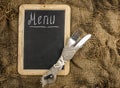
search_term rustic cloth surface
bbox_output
[0,0,120,88]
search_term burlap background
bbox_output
[0,0,120,88]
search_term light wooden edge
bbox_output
[18,4,71,75]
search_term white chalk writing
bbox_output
[28,12,56,26]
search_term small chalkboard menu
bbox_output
[18,4,70,75]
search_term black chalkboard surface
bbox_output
[24,10,65,69]
[18,4,70,75]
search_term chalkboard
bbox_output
[24,10,65,69]
[18,4,70,75]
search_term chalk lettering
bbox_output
[38,16,42,24]
[27,12,56,26]
[50,15,55,24]
[43,15,48,24]
[28,13,37,25]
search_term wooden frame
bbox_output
[18,4,71,75]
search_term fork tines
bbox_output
[71,29,81,41]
